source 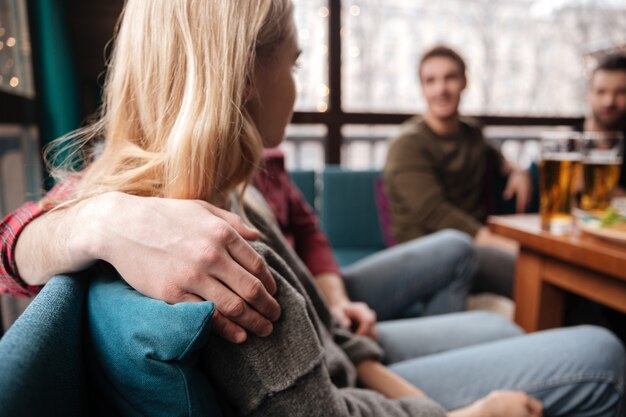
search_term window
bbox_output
[289,0,625,168]
[0,0,39,215]
[0,0,34,98]
[293,1,329,112]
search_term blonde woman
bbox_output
[23,1,626,416]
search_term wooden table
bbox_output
[488,214,626,332]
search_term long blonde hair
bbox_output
[46,0,293,206]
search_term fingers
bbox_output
[226,232,277,296]
[354,311,376,337]
[503,184,514,200]
[211,310,248,344]
[526,395,543,417]
[189,276,275,339]
[202,201,261,240]
[172,293,250,344]
[331,307,352,329]
[177,293,204,303]
[344,303,377,338]
[516,190,528,213]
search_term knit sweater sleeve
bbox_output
[201,242,446,417]
[384,134,482,240]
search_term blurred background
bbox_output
[0,0,625,214]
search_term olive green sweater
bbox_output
[383,116,503,243]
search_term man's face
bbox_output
[588,69,626,131]
[420,56,466,121]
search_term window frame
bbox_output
[292,0,583,165]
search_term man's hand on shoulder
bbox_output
[18,191,281,344]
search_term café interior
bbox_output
[0,0,625,415]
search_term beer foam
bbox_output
[583,150,622,164]
[541,152,581,161]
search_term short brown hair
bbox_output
[418,45,466,81]
[593,53,626,77]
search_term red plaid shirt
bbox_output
[0,155,339,297]
[253,149,340,277]
[1,201,47,297]
[0,182,74,297]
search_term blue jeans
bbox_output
[341,230,477,320]
[377,311,625,416]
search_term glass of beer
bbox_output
[539,131,581,234]
[580,131,624,213]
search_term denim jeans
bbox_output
[341,230,478,320]
[377,311,625,416]
[474,244,516,298]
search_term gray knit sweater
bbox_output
[201,194,447,417]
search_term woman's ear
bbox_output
[244,76,257,103]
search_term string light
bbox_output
[9,77,19,87]
[349,5,361,16]
[317,102,328,112]
[6,37,16,47]
[318,7,329,18]
[317,84,330,97]
[299,29,310,40]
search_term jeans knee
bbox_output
[461,311,523,337]
[576,326,625,385]
[436,229,473,246]
[435,230,475,261]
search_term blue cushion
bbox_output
[289,169,316,210]
[321,166,386,263]
[0,275,88,417]
[87,269,222,417]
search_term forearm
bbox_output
[447,407,475,417]
[356,360,426,399]
[15,195,107,285]
[315,271,350,307]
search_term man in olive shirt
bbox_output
[383,46,532,297]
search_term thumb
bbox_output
[516,191,527,214]
[503,181,514,200]
[333,308,352,329]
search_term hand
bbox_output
[449,391,543,417]
[330,300,377,339]
[73,192,281,344]
[503,169,532,213]
[475,227,518,254]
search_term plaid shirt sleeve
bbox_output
[0,181,74,297]
[0,202,47,296]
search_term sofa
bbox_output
[291,164,539,267]
[0,166,538,415]
[0,275,90,416]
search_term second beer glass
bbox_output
[540,131,581,234]
[580,131,624,212]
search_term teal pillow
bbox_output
[87,269,222,417]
